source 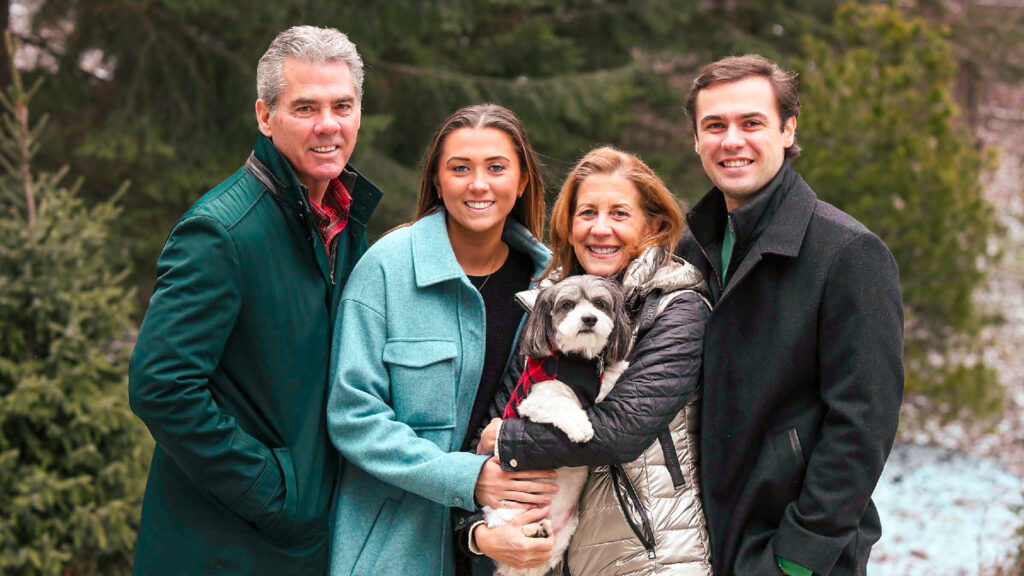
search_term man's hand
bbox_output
[473,457,557,509]
[474,506,555,569]
[478,418,502,455]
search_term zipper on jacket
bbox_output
[658,429,687,489]
[328,237,337,286]
[610,464,657,559]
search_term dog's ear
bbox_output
[603,289,633,365]
[519,286,557,358]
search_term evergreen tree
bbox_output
[0,36,149,575]
[14,1,1010,417]
[794,3,1001,416]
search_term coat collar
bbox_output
[247,133,382,228]
[620,246,709,308]
[723,169,815,298]
[728,160,789,252]
[686,162,816,299]
[410,209,550,288]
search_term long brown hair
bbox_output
[544,146,683,279]
[415,103,545,239]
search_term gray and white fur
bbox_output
[486,274,632,576]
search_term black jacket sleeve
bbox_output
[771,232,904,575]
[497,290,709,470]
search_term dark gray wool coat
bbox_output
[675,161,904,576]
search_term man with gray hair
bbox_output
[129,26,381,574]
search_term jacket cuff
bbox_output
[466,521,488,555]
[232,449,285,528]
[772,507,850,576]
[454,508,486,555]
[498,418,523,471]
[494,420,504,460]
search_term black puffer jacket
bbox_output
[495,248,709,471]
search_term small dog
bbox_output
[486,274,632,576]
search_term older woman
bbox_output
[477,147,714,575]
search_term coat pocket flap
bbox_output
[382,339,457,368]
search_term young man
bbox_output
[128,26,381,575]
[676,54,904,575]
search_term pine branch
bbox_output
[3,32,39,228]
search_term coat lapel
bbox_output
[411,211,466,288]
[720,174,816,302]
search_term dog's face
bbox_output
[520,275,631,363]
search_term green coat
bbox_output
[129,134,381,575]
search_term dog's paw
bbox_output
[522,518,553,539]
[558,414,594,443]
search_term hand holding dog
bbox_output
[475,457,558,509]
[474,506,556,570]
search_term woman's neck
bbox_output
[447,222,509,276]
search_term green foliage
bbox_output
[795,3,1001,416]
[905,362,1004,422]
[16,0,1012,419]
[0,51,149,575]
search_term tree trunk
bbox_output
[0,0,9,89]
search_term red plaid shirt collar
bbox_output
[308,178,352,252]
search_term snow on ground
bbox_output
[871,443,1024,575]
[866,71,1024,576]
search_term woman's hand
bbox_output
[477,418,502,455]
[474,457,557,509]
[474,506,555,569]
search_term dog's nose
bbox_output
[581,314,597,327]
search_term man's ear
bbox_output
[255,100,273,138]
[693,134,700,154]
[782,115,797,148]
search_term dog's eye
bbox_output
[560,300,575,311]
[594,299,608,310]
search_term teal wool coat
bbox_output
[129,134,381,575]
[327,210,550,576]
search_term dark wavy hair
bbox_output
[685,54,801,159]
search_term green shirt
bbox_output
[777,556,814,576]
[720,217,735,286]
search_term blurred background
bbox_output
[0,0,1021,573]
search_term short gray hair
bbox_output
[256,25,364,112]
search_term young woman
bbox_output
[477,147,714,575]
[325,104,558,576]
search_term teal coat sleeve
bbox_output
[129,215,284,529]
[327,259,489,512]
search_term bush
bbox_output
[0,38,150,575]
